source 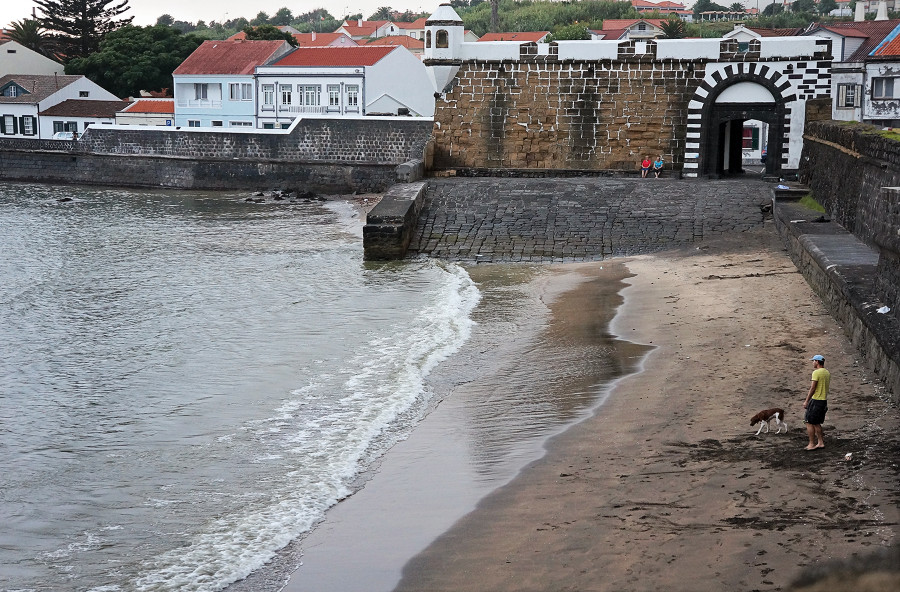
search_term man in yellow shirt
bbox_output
[803,355,830,450]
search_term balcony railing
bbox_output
[177,99,222,109]
[279,105,329,114]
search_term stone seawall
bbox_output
[800,120,900,313]
[0,118,434,193]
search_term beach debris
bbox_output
[845,453,853,461]
[876,306,890,314]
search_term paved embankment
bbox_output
[407,177,773,262]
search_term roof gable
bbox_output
[174,40,290,75]
[272,46,397,67]
[0,74,81,103]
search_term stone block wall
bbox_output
[800,120,900,314]
[0,118,433,193]
[79,118,433,164]
[432,57,704,172]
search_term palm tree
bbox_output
[729,2,745,11]
[7,18,58,59]
[371,6,393,20]
[491,0,499,33]
[660,16,686,39]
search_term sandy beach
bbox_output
[391,221,900,591]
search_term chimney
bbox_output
[312,31,316,41]
[875,1,888,20]
[854,1,865,21]
[358,19,363,27]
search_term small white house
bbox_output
[38,98,128,137]
[0,74,120,139]
[255,45,435,128]
[116,98,175,126]
[0,40,63,76]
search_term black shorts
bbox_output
[805,399,827,425]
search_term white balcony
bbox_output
[279,105,329,114]
[177,99,223,109]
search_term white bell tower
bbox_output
[424,3,464,96]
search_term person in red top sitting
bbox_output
[640,157,652,178]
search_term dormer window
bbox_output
[2,83,27,97]
[637,23,647,31]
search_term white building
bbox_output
[0,40,63,76]
[255,45,435,128]
[116,99,175,126]
[0,74,120,139]
[38,98,128,137]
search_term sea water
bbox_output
[0,183,479,591]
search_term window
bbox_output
[426,30,431,48]
[737,42,750,53]
[2,114,14,134]
[3,85,18,97]
[742,126,759,150]
[328,84,341,109]
[262,84,274,107]
[211,120,223,127]
[79,91,89,97]
[837,83,861,108]
[436,29,448,48]
[188,120,200,127]
[52,121,77,133]
[22,116,34,135]
[872,77,896,100]
[229,82,252,101]
[347,85,359,109]
[280,84,292,105]
[300,85,320,106]
[230,121,252,127]
[263,122,275,129]
[194,83,208,100]
[637,23,647,31]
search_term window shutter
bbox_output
[854,85,861,106]
[0,116,5,134]
[12,116,18,135]
[838,84,847,107]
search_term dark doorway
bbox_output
[702,102,784,178]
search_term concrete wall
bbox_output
[0,117,433,193]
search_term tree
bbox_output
[729,2,745,11]
[818,0,838,14]
[155,14,174,26]
[65,25,202,97]
[692,0,729,18]
[250,12,270,26]
[6,18,59,58]
[35,0,133,60]
[242,24,298,46]
[370,6,393,20]
[272,8,293,26]
[547,23,590,41]
[660,16,686,39]
[791,0,816,13]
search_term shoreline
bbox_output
[394,222,899,591]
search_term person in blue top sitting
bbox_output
[652,156,664,178]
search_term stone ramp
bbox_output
[408,177,773,262]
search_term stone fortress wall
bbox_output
[424,4,832,178]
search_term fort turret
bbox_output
[424,3,464,96]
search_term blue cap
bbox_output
[811,355,825,362]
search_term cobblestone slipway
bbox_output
[408,177,773,262]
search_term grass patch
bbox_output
[877,129,900,142]
[799,193,826,213]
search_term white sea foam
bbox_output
[131,261,480,591]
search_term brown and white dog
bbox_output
[750,408,787,435]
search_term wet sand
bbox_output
[278,219,899,592]
[394,222,900,591]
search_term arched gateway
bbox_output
[425,4,832,179]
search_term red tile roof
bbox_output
[602,19,666,30]
[293,32,357,47]
[395,18,427,29]
[477,31,550,42]
[810,19,900,61]
[871,24,900,58]
[748,27,803,37]
[122,99,174,114]
[39,99,129,117]
[272,46,396,67]
[174,40,289,75]
[362,35,424,49]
